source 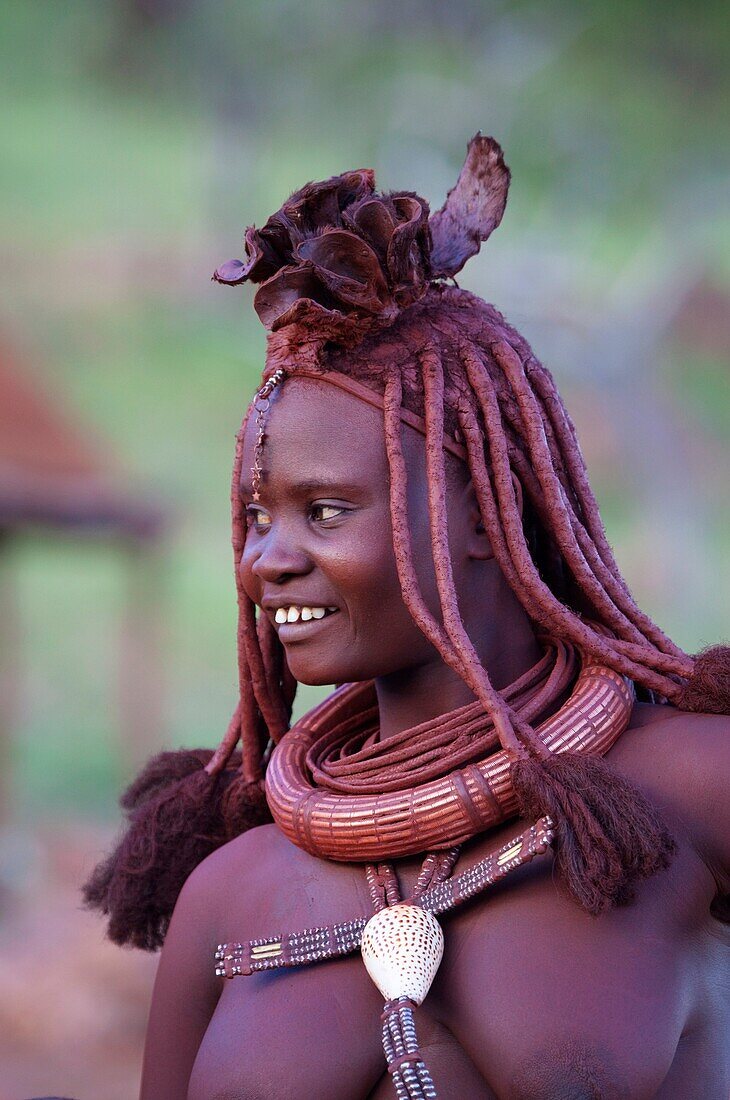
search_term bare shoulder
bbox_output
[183,822,297,919]
[196,820,296,879]
[609,702,730,895]
[612,701,729,802]
[193,821,375,948]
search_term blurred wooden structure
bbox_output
[0,343,169,823]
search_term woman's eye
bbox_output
[245,505,272,531]
[311,503,346,523]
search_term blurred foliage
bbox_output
[0,0,727,820]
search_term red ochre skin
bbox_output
[140,380,730,1099]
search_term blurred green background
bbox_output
[0,3,728,1097]
[2,0,728,826]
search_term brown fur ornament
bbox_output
[82,749,270,950]
[511,751,676,914]
[676,644,730,715]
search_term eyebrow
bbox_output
[239,476,364,500]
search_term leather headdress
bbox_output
[213,134,510,355]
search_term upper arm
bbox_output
[649,713,730,899]
[681,715,730,896]
[139,856,223,1100]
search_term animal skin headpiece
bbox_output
[213,133,509,356]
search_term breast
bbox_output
[190,817,718,1099]
[188,954,385,1100]
[425,844,702,1100]
[190,902,683,1100]
[189,952,500,1100]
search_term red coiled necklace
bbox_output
[265,638,633,861]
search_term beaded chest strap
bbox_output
[215,816,553,1098]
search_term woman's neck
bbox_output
[374,608,543,741]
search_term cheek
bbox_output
[237,538,262,603]
[350,553,403,632]
[327,514,402,611]
[338,513,430,643]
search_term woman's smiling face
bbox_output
[239,377,473,686]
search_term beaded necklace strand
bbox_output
[215,815,554,1098]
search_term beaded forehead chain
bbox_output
[247,362,470,505]
[249,367,286,501]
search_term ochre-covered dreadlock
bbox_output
[84,135,728,950]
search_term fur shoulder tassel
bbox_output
[120,748,219,811]
[676,645,730,715]
[82,749,270,951]
[511,751,676,915]
[222,771,272,839]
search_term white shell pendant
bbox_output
[361,903,444,1005]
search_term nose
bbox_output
[247,522,313,585]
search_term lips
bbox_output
[261,599,341,638]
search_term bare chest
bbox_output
[188,835,725,1100]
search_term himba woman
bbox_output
[84,135,729,1099]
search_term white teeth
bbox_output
[274,605,336,624]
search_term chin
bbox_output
[291,669,339,688]
[283,649,365,688]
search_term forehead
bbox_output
[240,377,391,496]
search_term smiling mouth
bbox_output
[273,604,338,625]
[272,605,340,637]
